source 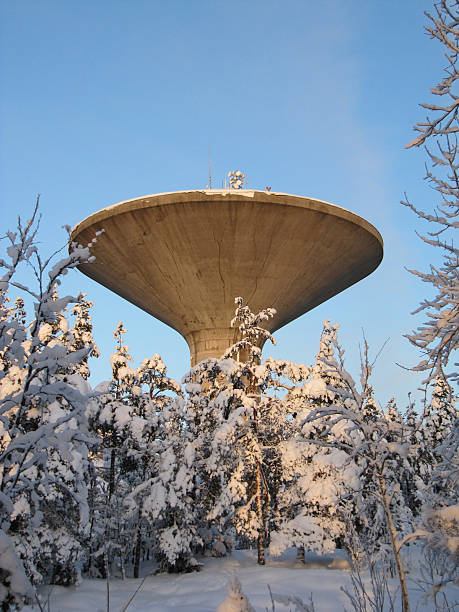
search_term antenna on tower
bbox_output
[208,148,212,190]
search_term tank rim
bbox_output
[71,189,383,250]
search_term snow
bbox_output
[204,189,255,198]
[217,575,255,612]
[218,358,240,377]
[0,529,33,607]
[115,404,132,428]
[434,503,459,522]
[130,415,146,441]
[302,376,326,398]
[37,322,53,342]
[185,382,202,394]
[184,442,195,467]
[22,548,452,611]
[94,380,111,393]
[11,496,30,521]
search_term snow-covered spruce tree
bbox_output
[401,377,458,601]
[66,294,100,380]
[424,376,457,453]
[403,0,459,388]
[402,376,457,522]
[0,200,99,598]
[87,324,195,576]
[398,399,434,520]
[85,322,135,578]
[86,322,145,578]
[124,354,199,575]
[183,359,237,560]
[184,297,310,566]
[132,391,202,574]
[301,336,419,612]
[269,321,359,562]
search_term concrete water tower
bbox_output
[71,188,383,365]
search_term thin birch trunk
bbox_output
[104,541,110,612]
[377,474,410,612]
[133,459,147,578]
[255,459,265,565]
[109,449,116,499]
[252,376,265,566]
[133,505,143,579]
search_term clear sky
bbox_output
[0,0,446,408]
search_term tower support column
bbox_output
[185,327,251,366]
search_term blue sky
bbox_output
[0,0,446,407]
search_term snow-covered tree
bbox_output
[0,200,99,599]
[400,4,459,599]
[401,376,457,522]
[133,398,202,574]
[66,294,99,380]
[424,376,457,451]
[301,335,419,612]
[184,299,278,565]
[86,322,144,577]
[403,0,459,387]
[84,323,134,578]
[125,355,200,575]
[270,321,359,561]
[184,298,310,565]
[86,323,196,576]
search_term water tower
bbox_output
[71,187,383,365]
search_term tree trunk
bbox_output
[86,461,97,576]
[256,459,265,565]
[104,541,110,612]
[251,378,266,566]
[133,506,143,579]
[109,448,116,499]
[377,475,410,612]
[119,528,126,581]
[133,459,147,578]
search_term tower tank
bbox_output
[71,189,383,365]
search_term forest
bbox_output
[0,2,457,611]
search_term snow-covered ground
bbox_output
[23,548,456,611]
